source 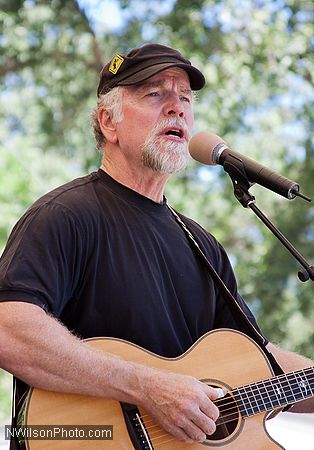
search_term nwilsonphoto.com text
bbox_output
[4,425,113,440]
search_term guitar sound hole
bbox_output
[207,390,239,441]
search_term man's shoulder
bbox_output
[176,211,217,243]
[31,172,99,210]
[15,171,109,233]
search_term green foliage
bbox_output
[0,370,12,420]
[1,0,313,420]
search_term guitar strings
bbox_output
[140,379,314,431]
[229,370,314,410]
[136,417,230,448]
[139,383,313,435]
[138,368,314,423]
[135,373,314,449]
[139,375,314,448]
[137,370,314,434]
[140,401,239,431]
[138,404,239,438]
[141,368,314,419]
[139,380,314,429]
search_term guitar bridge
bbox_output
[120,402,154,450]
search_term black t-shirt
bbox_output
[0,169,263,357]
[1,169,267,443]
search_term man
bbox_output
[0,44,313,448]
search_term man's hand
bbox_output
[138,368,225,443]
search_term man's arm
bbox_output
[0,301,221,443]
[266,342,314,413]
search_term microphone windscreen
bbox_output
[189,131,225,165]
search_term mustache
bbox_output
[151,117,192,141]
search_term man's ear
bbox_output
[98,107,118,144]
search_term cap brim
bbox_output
[117,62,205,91]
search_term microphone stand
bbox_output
[223,158,314,282]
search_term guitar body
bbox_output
[24,329,285,449]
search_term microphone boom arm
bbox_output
[225,160,314,282]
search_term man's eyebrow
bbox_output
[139,80,163,89]
[136,80,192,95]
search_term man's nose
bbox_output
[162,93,185,118]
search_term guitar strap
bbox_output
[168,205,285,378]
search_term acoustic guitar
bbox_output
[23,329,313,449]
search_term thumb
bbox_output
[212,387,227,400]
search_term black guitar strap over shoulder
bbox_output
[168,206,285,377]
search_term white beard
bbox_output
[141,118,191,174]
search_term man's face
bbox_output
[116,67,194,174]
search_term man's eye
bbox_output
[181,96,191,103]
[147,91,160,97]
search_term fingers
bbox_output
[205,384,227,400]
[159,409,212,443]
[139,368,227,443]
[167,419,211,443]
[150,394,218,443]
[213,387,226,399]
[191,409,217,438]
[200,385,226,422]
[179,417,209,442]
[169,386,223,441]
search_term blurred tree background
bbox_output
[0,0,313,420]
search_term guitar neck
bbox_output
[233,366,314,417]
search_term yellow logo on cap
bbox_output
[109,54,124,74]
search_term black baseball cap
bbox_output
[97,43,205,97]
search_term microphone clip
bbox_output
[223,154,256,208]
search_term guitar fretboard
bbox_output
[233,366,314,417]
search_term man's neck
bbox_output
[100,161,168,204]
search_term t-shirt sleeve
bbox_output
[0,202,85,316]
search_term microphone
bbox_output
[189,131,311,201]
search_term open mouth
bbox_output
[164,128,184,139]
